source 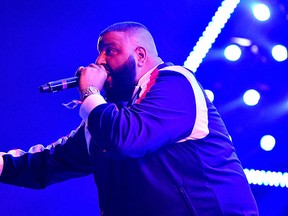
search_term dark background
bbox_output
[1,0,287,215]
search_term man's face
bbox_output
[96,31,137,103]
[104,55,137,103]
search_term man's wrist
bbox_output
[80,86,100,101]
[79,94,107,122]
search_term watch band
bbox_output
[80,86,100,101]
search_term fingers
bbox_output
[89,63,109,76]
[76,64,108,77]
[88,63,97,68]
[76,64,108,92]
[75,66,84,77]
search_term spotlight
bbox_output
[252,3,271,21]
[271,45,288,62]
[204,89,214,102]
[224,44,242,61]
[184,0,241,72]
[260,135,276,151]
[231,37,252,47]
[243,89,260,106]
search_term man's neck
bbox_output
[137,57,163,81]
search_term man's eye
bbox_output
[106,48,116,55]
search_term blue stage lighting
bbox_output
[224,44,242,61]
[184,0,240,72]
[204,89,215,102]
[260,135,276,151]
[244,169,288,188]
[252,3,271,21]
[271,44,287,62]
[243,89,260,106]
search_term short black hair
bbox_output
[100,21,150,36]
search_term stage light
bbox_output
[243,89,260,106]
[224,44,242,61]
[231,37,252,47]
[250,45,259,54]
[184,0,240,72]
[260,135,276,151]
[244,169,288,188]
[252,3,271,21]
[205,89,215,102]
[271,45,287,62]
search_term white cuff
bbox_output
[0,153,4,176]
[79,94,107,123]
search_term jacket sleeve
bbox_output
[0,122,93,189]
[86,70,199,158]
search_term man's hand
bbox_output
[77,63,108,92]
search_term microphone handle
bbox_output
[39,76,79,93]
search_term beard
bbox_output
[104,55,137,104]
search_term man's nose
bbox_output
[96,53,106,65]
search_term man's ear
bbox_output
[135,46,147,67]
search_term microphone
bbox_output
[39,76,79,93]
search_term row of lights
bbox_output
[184,0,241,72]
[244,169,288,188]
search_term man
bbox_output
[0,22,258,215]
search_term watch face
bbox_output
[89,86,99,93]
[81,86,100,100]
